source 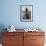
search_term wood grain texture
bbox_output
[24,32,45,46]
[2,32,23,46]
[2,31,45,46]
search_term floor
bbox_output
[0,44,2,46]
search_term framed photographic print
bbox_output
[20,5,33,22]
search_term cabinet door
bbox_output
[24,33,32,46]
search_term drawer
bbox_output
[3,43,23,46]
[3,32,23,36]
[3,36,23,44]
[3,43,21,46]
[24,32,44,36]
[32,35,44,40]
[32,36,45,44]
[3,36,23,41]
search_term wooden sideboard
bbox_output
[2,30,45,46]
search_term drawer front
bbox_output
[3,43,16,46]
[32,44,44,46]
[3,43,23,46]
[3,36,23,44]
[3,32,23,36]
[24,32,44,36]
[32,36,45,44]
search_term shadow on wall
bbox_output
[0,24,7,43]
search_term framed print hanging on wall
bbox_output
[20,5,33,22]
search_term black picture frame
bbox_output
[20,5,33,22]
